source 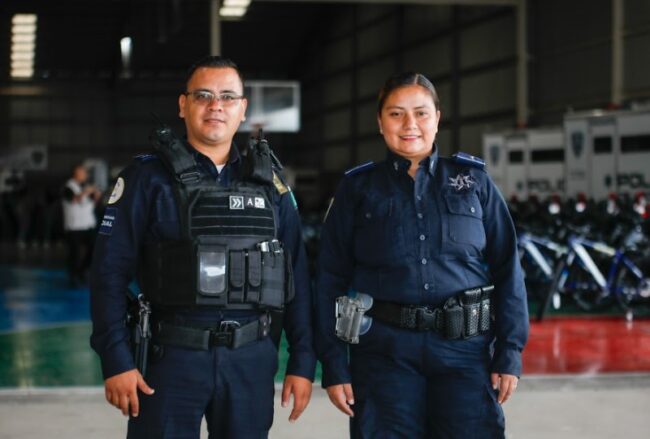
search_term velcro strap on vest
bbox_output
[153,314,271,350]
[366,285,493,340]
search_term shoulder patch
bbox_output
[134,153,158,162]
[452,152,485,170]
[107,177,125,205]
[344,161,375,177]
[272,171,289,195]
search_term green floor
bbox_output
[0,324,321,388]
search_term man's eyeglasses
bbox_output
[183,90,245,106]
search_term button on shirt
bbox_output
[90,142,316,381]
[315,148,528,387]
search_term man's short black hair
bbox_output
[184,55,245,91]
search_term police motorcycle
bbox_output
[127,125,295,374]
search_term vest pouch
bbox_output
[197,242,228,298]
[246,250,262,304]
[260,250,285,309]
[229,250,246,303]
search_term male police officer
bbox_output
[90,56,315,438]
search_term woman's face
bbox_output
[377,85,441,163]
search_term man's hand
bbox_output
[491,373,518,405]
[104,369,154,417]
[325,383,354,417]
[281,375,312,423]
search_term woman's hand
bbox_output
[491,373,518,404]
[326,383,355,417]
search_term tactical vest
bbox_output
[139,128,294,310]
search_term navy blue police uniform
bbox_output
[90,142,316,438]
[315,147,528,438]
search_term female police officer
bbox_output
[315,72,529,438]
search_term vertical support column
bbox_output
[350,5,359,167]
[611,0,624,107]
[451,6,460,153]
[516,0,528,128]
[395,5,404,72]
[210,0,221,55]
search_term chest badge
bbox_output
[448,173,474,191]
[229,195,244,209]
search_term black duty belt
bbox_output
[366,285,494,340]
[152,313,271,350]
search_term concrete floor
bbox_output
[1,374,649,439]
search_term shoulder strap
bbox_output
[149,125,204,239]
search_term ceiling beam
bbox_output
[254,0,518,5]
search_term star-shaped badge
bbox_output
[448,173,474,191]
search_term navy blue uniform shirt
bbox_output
[90,142,316,381]
[315,147,529,387]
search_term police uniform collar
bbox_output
[427,145,439,176]
[187,140,241,166]
[385,147,438,176]
[386,149,411,174]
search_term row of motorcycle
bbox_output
[512,192,650,321]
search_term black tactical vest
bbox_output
[139,128,294,310]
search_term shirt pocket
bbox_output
[443,192,486,250]
[353,197,405,266]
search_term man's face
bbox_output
[178,67,247,151]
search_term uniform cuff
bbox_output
[491,347,522,377]
[321,360,352,388]
[100,342,136,380]
[286,352,317,381]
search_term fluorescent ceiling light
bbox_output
[223,0,251,7]
[12,24,37,34]
[11,52,35,61]
[220,6,247,17]
[11,13,36,79]
[12,34,36,44]
[120,37,132,57]
[12,43,35,52]
[11,60,33,69]
[11,68,34,78]
[12,14,37,25]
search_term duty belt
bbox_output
[152,313,271,350]
[366,285,494,340]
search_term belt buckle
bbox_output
[219,320,241,332]
[415,307,437,331]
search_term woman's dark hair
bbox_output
[377,72,440,114]
[184,55,245,91]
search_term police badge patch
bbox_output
[107,177,125,205]
[448,174,475,191]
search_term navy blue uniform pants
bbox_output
[349,322,505,439]
[127,336,278,439]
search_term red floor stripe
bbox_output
[523,317,650,374]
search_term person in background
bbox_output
[315,71,529,438]
[62,163,101,287]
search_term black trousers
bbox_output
[65,228,95,284]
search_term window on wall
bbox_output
[621,135,650,153]
[509,150,523,163]
[240,81,301,133]
[530,148,564,163]
[593,136,613,154]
